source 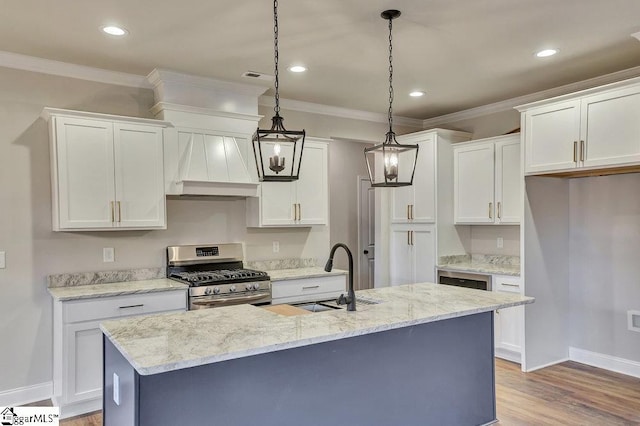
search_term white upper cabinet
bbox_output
[247,138,329,227]
[520,78,640,175]
[391,134,436,223]
[45,108,170,231]
[454,134,521,225]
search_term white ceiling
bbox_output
[2,0,640,119]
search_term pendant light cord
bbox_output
[273,0,281,115]
[387,16,394,136]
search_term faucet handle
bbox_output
[336,293,351,305]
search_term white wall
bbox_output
[569,174,640,362]
[0,67,404,397]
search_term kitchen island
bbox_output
[101,283,533,426]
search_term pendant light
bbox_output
[252,0,305,182]
[364,10,419,187]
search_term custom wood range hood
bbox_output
[147,69,268,197]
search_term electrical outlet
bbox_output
[103,247,115,263]
[497,237,504,249]
[0,251,5,269]
[272,241,280,253]
[113,373,120,405]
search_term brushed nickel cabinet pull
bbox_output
[407,204,410,220]
[119,304,143,309]
[410,204,414,220]
[110,201,115,223]
[411,231,414,246]
[298,204,301,220]
[293,204,297,221]
[407,231,410,246]
[117,201,121,223]
[489,202,493,220]
[580,140,585,162]
[573,141,577,163]
[497,202,502,219]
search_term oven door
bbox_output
[189,292,272,310]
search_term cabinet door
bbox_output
[454,143,495,223]
[55,117,115,229]
[389,225,414,286]
[64,321,103,404]
[581,86,640,168]
[494,276,523,362]
[296,142,328,225]
[495,138,521,224]
[260,182,297,226]
[412,136,436,222]
[524,100,581,174]
[411,226,436,283]
[113,123,166,228]
[391,136,435,223]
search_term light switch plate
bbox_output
[497,238,504,249]
[0,251,5,269]
[272,241,280,253]
[103,248,115,263]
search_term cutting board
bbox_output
[262,304,311,316]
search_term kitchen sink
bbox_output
[294,297,383,313]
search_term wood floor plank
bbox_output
[55,359,640,425]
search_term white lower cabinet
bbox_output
[271,275,347,305]
[389,224,436,285]
[53,290,186,418]
[493,275,524,363]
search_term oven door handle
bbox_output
[191,293,270,307]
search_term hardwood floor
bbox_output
[56,359,640,425]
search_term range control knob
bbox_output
[253,283,261,290]
[229,285,237,293]
[213,287,221,295]
[204,288,212,295]
[246,284,254,291]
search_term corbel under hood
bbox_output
[147,69,268,197]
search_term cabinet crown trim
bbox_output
[41,107,173,127]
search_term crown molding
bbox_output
[147,69,269,97]
[150,102,263,122]
[0,50,151,89]
[422,65,640,128]
[258,96,424,128]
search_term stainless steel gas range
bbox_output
[167,243,271,310]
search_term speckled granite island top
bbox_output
[267,267,348,281]
[100,283,533,375]
[437,262,521,276]
[48,279,188,301]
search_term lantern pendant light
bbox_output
[252,0,305,182]
[364,10,419,188]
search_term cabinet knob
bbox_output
[363,250,369,254]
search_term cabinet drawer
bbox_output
[494,276,521,294]
[272,276,346,300]
[63,290,186,323]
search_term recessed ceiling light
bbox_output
[102,26,128,36]
[288,65,307,73]
[409,91,426,97]
[536,49,558,58]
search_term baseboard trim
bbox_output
[56,398,102,420]
[495,348,521,364]
[569,347,640,379]
[522,357,570,373]
[0,382,52,407]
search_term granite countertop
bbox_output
[436,262,521,276]
[48,279,188,301]
[267,267,348,281]
[100,283,534,375]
